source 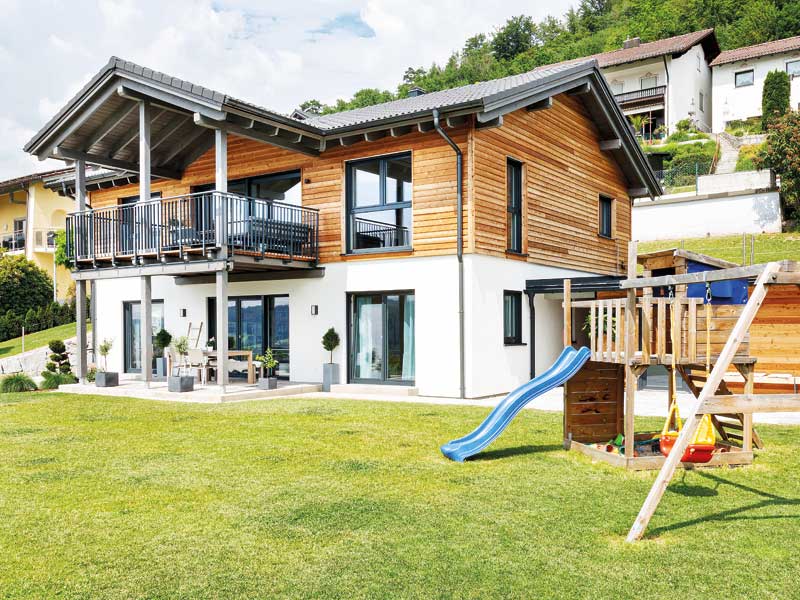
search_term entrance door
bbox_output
[123,300,164,373]
[350,292,415,384]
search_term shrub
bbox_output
[736,143,767,172]
[675,118,693,132]
[762,70,791,131]
[322,327,340,363]
[0,373,37,393]
[153,329,173,358]
[87,367,97,383]
[0,254,53,316]
[757,110,800,219]
[46,340,72,375]
[726,117,763,136]
[98,338,114,372]
[39,371,77,390]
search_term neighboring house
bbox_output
[0,169,77,300]
[23,56,659,399]
[711,35,800,132]
[563,29,720,136]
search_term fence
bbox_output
[651,161,713,194]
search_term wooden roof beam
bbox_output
[193,113,319,157]
[600,138,622,151]
[80,101,137,152]
[526,97,552,112]
[109,108,167,158]
[53,146,180,180]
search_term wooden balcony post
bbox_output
[215,128,228,253]
[216,268,229,390]
[139,100,151,203]
[141,275,152,388]
[624,241,638,459]
[74,158,88,383]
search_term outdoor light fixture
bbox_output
[311,305,318,315]
[179,309,187,317]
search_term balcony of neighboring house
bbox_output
[65,191,319,276]
[614,85,666,108]
[0,231,26,253]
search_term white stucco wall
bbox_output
[696,170,774,194]
[712,51,800,132]
[633,191,782,241]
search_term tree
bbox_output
[491,15,536,61]
[299,99,324,115]
[321,327,340,364]
[45,339,72,375]
[0,254,53,316]
[762,69,791,130]
[757,110,800,219]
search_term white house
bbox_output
[711,35,800,132]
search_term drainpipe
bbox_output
[432,109,465,399]
[527,292,536,379]
[662,55,670,134]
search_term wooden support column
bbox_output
[139,100,151,202]
[216,269,229,390]
[74,159,88,383]
[739,363,755,452]
[141,275,152,387]
[215,128,229,390]
[563,279,572,348]
[624,241,638,459]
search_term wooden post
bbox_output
[626,262,781,542]
[624,241,638,459]
[741,364,755,452]
[139,100,151,203]
[141,275,152,387]
[216,269,229,390]
[74,159,88,384]
[563,279,572,348]
[215,128,229,391]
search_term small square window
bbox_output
[599,195,613,238]
[735,70,754,87]
[503,291,522,345]
[787,60,800,78]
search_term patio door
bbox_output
[123,300,164,373]
[349,291,415,384]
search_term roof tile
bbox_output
[710,35,800,66]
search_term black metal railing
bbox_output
[66,191,319,265]
[0,232,25,252]
[353,217,410,249]
[614,85,667,105]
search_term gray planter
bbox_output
[168,375,195,393]
[258,377,278,390]
[322,363,339,392]
[155,357,168,378]
[95,372,119,387]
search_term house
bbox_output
[564,29,720,137]
[23,56,659,399]
[0,169,77,300]
[711,35,800,132]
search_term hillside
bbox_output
[302,0,800,115]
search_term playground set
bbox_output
[442,242,800,541]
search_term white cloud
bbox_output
[0,0,575,180]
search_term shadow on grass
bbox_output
[649,471,800,537]
[470,444,563,461]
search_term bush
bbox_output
[762,70,791,131]
[46,340,72,375]
[0,373,37,393]
[757,110,800,219]
[0,254,53,317]
[736,143,767,172]
[39,371,78,390]
[675,118,693,132]
[726,117,763,136]
[87,367,97,383]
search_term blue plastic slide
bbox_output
[440,346,591,462]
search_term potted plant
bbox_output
[168,335,194,393]
[255,348,279,390]
[153,328,173,378]
[95,338,118,387]
[206,336,215,351]
[321,327,340,392]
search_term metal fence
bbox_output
[651,161,713,194]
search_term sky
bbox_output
[0,0,575,180]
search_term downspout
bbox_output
[432,109,465,399]
[527,292,536,379]
[662,55,670,133]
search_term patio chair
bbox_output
[184,348,209,385]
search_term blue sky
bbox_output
[0,0,574,179]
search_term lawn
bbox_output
[639,232,800,265]
[1,393,799,599]
[0,322,88,358]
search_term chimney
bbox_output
[623,37,641,49]
[407,86,426,98]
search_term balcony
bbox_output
[65,191,319,274]
[614,85,666,106]
[0,232,25,253]
[32,228,60,252]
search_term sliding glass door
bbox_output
[123,300,164,373]
[350,291,414,384]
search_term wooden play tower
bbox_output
[561,242,800,541]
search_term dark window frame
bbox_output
[345,152,413,254]
[735,69,754,88]
[506,158,523,253]
[599,195,614,239]
[503,290,523,346]
[122,299,165,374]
[787,59,800,78]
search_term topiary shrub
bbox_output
[0,373,37,393]
[45,340,72,375]
[762,70,791,131]
[322,327,340,363]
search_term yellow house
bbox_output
[0,169,76,300]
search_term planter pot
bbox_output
[322,363,339,392]
[155,357,167,378]
[258,377,278,390]
[168,375,195,393]
[95,372,119,388]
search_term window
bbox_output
[699,91,705,113]
[599,195,613,238]
[123,300,164,374]
[506,158,523,253]
[503,291,522,345]
[610,80,624,95]
[787,60,800,78]
[735,70,754,87]
[640,75,658,89]
[346,153,412,252]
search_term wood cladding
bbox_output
[750,285,800,374]
[564,361,624,443]
[89,92,632,273]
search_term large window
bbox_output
[503,291,522,345]
[640,75,658,89]
[346,153,412,252]
[735,70,754,88]
[787,60,800,78]
[599,195,614,238]
[349,291,415,384]
[507,158,523,253]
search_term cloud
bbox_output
[0,0,575,180]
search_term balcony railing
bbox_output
[65,191,319,266]
[614,85,667,105]
[32,227,60,252]
[0,232,25,252]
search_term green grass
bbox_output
[1,393,800,598]
[0,322,90,358]
[640,232,800,265]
